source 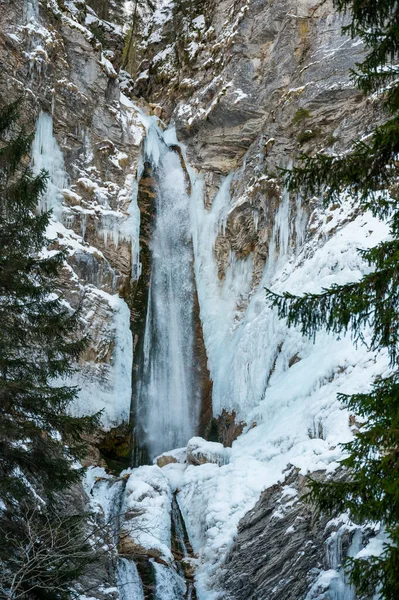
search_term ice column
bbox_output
[24,0,39,21]
[31,112,68,221]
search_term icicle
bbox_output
[81,212,87,241]
[294,194,307,253]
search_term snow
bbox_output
[232,88,248,104]
[120,465,173,561]
[154,447,188,465]
[100,52,117,78]
[355,528,388,559]
[187,437,231,467]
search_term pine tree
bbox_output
[267,2,399,598]
[0,102,101,598]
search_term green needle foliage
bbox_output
[266,1,399,598]
[0,102,101,598]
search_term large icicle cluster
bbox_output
[31,109,137,428]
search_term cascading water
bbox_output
[135,122,200,459]
[117,558,145,600]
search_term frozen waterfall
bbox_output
[31,112,68,220]
[24,0,39,21]
[117,558,145,600]
[135,121,200,459]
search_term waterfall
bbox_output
[117,558,145,600]
[135,122,200,459]
[152,560,186,600]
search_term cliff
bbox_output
[0,1,388,598]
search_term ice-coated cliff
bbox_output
[0,0,389,598]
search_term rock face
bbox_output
[218,469,366,600]
[138,0,381,294]
[0,0,147,429]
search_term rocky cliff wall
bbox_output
[135,2,387,598]
[0,0,147,431]
[0,1,389,598]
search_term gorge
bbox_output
[0,0,390,598]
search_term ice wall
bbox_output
[190,172,306,418]
[177,170,391,597]
[71,289,133,426]
[135,120,200,458]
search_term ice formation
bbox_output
[117,559,145,600]
[80,115,391,598]
[24,0,39,22]
[152,561,186,600]
[71,289,133,426]
[31,112,134,429]
[31,112,68,220]
[169,178,390,597]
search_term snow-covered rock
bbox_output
[187,437,231,467]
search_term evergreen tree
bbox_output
[267,2,399,598]
[0,102,100,598]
